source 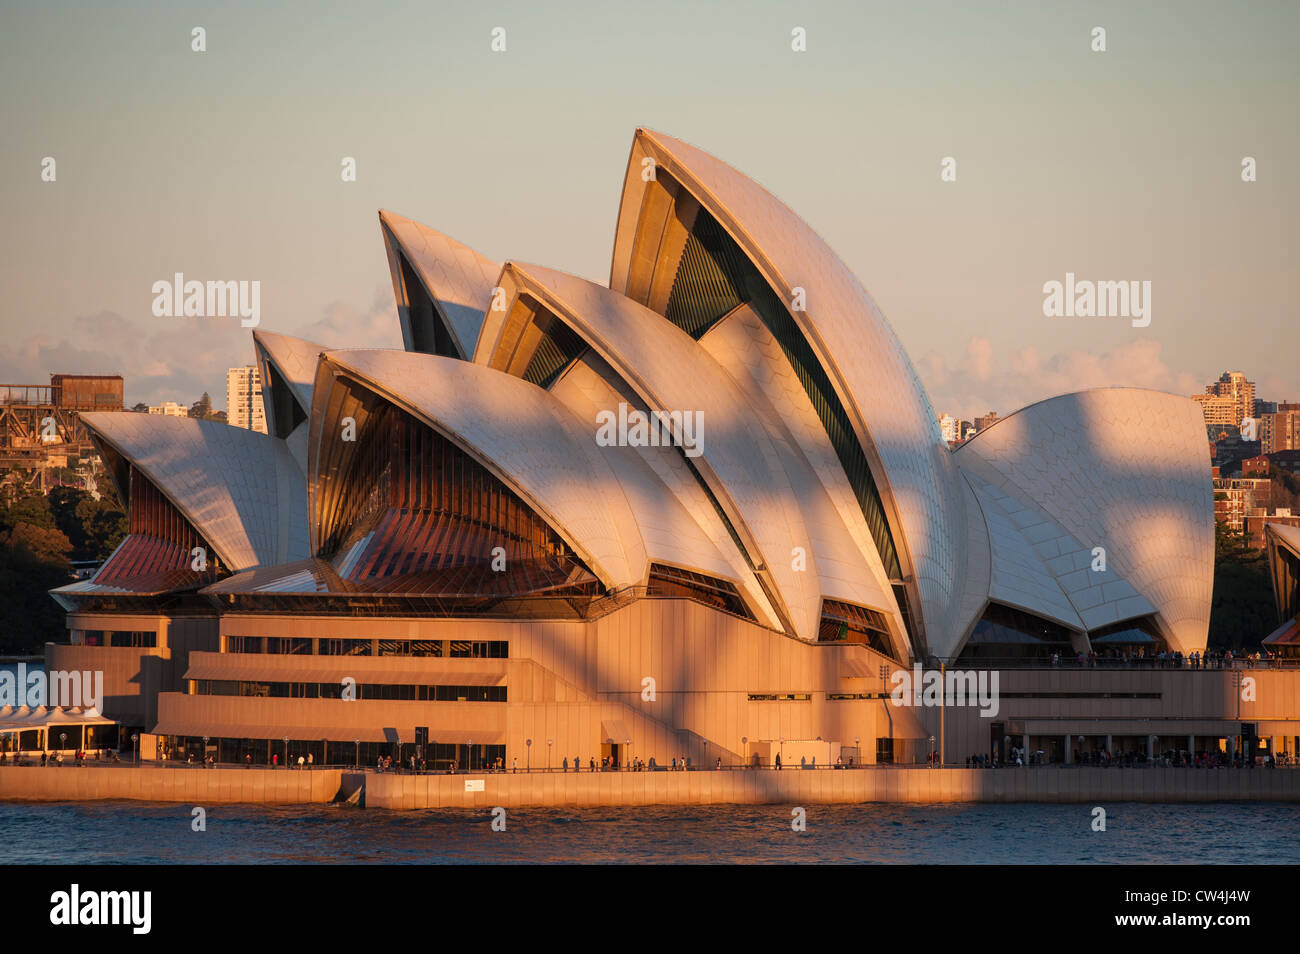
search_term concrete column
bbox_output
[1023,733,1030,765]
[1064,734,1072,765]
[1146,735,1155,761]
[1188,735,1195,761]
[1228,736,1236,760]
[1105,735,1112,756]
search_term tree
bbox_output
[130,402,149,413]
[1208,520,1274,652]
[0,498,74,654]
[189,392,212,419]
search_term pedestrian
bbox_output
[775,752,782,771]
[307,752,314,768]
[562,756,568,772]
[512,757,517,773]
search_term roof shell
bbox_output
[78,412,309,571]
[478,261,828,640]
[312,349,644,593]
[955,388,1214,653]
[379,210,499,358]
[608,128,968,653]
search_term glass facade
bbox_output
[646,563,752,620]
[191,680,506,702]
[956,602,1075,662]
[818,599,896,658]
[316,378,601,602]
[93,465,226,591]
[225,636,509,658]
[664,205,902,583]
[397,248,462,358]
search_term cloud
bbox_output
[0,289,404,408]
[918,336,1211,420]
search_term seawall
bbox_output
[0,766,341,804]
[4,765,1300,808]
[362,766,1300,809]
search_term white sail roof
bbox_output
[79,413,309,571]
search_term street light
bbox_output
[625,738,631,772]
[929,735,936,767]
[283,736,289,769]
[354,738,360,768]
[547,738,553,772]
[742,736,748,770]
[132,733,139,765]
[203,736,210,768]
[855,736,861,769]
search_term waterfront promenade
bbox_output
[4,763,1300,808]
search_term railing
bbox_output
[953,656,1300,670]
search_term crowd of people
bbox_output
[963,747,1294,768]
[1036,648,1286,668]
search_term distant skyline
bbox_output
[2,0,1297,418]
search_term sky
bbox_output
[1,0,1297,418]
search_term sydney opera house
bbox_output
[45,129,1300,770]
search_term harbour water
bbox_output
[2,801,1297,864]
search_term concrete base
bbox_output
[364,766,1300,809]
[0,766,341,804]
[3,765,1299,809]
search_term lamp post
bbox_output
[132,733,138,765]
[466,739,472,773]
[741,736,748,770]
[354,738,360,768]
[929,735,936,767]
[526,738,532,772]
[625,738,631,772]
[779,737,785,770]
[203,736,210,768]
[855,736,861,768]
[547,738,552,772]
[283,736,289,769]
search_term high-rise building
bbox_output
[1263,403,1300,454]
[1195,371,1255,430]
[938,414,960,444]
[974,411,998,432]
[226,366,267,433]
